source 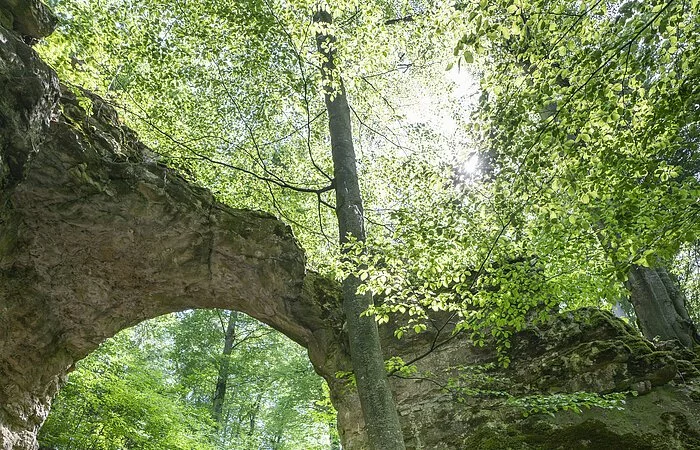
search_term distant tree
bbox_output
[39,312,336,450]
[38,323,216,450]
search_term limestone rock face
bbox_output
[0,0,56,40]
[1,2,699,450]
[372,308,700,450]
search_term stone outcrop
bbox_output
[382,308,700,449]
[0,0,55,41]
[1,2,699,449]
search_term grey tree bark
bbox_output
[212,310,239,424]
[627,265,699,348]
[314,9,406,450]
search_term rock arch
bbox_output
[0,12,345,448]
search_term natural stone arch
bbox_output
[0,85,344,449]
[0,23,346,448]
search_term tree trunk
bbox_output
[314,9,406,450]
[212,310,239,424]
[627,265,699,348]
[248,392,263,436]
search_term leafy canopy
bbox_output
[40,311,336,450]
[39,0,699,411]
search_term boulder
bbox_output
[0,0,56,41]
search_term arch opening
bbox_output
[37,309,340,450]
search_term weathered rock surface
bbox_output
[1,2,699,450]
[0,0,56,41]
[380,308,700,449]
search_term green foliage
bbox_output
[443,364,631,417]
[37,0,700,434]
[334,370,357,387]
[461,0,700,271]
[335,0,699,367]
[385,356,418,377]
[673,240,700,322]
[445,363,512,399]
[38,0,465,445]
[165,310,336,449]
[39,0,466,271]
[39,327,216,450]
[508,392,631,417]
[40,311,336,450]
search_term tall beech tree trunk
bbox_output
[627,265,699,348]
[212,310,239,424]
[314,9,406,450]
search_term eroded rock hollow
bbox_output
[1,2,699,449]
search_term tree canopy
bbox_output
[40,311,337,449]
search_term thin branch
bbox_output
[361,61,437,80]
[316,192,334,244]
[229,329,274,352]
[216,310,228,335]
[349,105,408,150]
[261,0,334,182]
[389,328,464,375]
[547,0,606,56]
[399,4,678,371]
[512,0,677,186]
[390,374,448,393]
[214,66,290,186]
[129,111,335,194]
[364,214,395,235]
[359,75,399,115]
[318,196,336,210]
[384,15,414,25]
